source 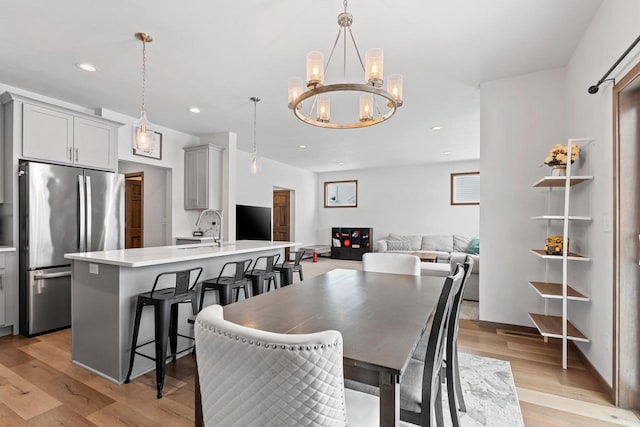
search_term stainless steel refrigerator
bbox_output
[19,161,124,335]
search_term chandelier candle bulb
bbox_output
[387,74,403,106]
[317,95,331,122]
[359,94,374,121]
[288,78,303,108]
[365,48,384,85]
[306,51,324,87]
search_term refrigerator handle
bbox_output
[78,175,86,252]
[86,176,92,252]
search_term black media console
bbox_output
[330,227,373,261]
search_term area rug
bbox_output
[445,352,524,427]
[347,352,524,426]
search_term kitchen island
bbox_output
[65,240,297,383]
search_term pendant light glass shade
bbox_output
[359,94,374,121]
[365,48,383,84]
[306,51,324,86]
[387,74,403,105]
[288,78,303,108]
[134,111,154,152]
[317,95,330,122]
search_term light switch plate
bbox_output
[89,263,99,275]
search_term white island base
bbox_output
[65,241,297,383]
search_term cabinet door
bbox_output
[23,104,74,163]
[184,150,198,209]
[194,151,209,209]
[73,117,116,170]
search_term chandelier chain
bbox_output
[343,0,347,12]
[141,38,147,113]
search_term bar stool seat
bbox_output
[275,250,306,286]
[199,259,252,310]
[125,267,203,399]
[245,254,281,295]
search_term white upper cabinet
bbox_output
[183,144,223,210]
[73,117,117,170]
[2,93,122,171]
[23,104,74,164]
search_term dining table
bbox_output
[194,268,446,427]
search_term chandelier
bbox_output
[133,32,155,152]
[287,0,403,129]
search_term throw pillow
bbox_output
[387,240,412,251]
[421,235,454,252]
[388,233,422,250]
[453,235,472,252]
[467,238,480,255]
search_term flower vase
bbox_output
[551,165,566,176]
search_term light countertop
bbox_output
[0,246,16,253]
[64,240,299,268]
[175,236,215,241]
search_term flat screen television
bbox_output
[236,205,272,241]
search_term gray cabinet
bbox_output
[183,144,223,210]
[0,255,5,327]
[2,93,121,171]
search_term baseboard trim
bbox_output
[569,341,614,404]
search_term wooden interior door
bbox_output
[273,189,291,261]
[613,60,640,409]
[125,172,144,249]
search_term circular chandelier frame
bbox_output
[291,83,398,129]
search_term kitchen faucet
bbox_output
[195,209,223,247]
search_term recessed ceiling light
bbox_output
[431,126,442,131]
[298,144,307,149]
[188,107,201,113]
[443,151,451,155]
[338,162,345,165]
[76,63,97,72]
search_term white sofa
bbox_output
[374,234,479,301]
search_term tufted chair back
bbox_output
[362,252,421,276]
[195,305,348,426]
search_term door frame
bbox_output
[124,172,144,249]
[612,59,640,408]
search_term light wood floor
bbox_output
[0,258,637,426]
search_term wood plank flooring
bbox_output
[0,259,637,426]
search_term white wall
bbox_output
[118,161,170,247]
[317,161,480,245]
[563,0,640,386]
[235,150,318,248]
[480,68,566,327]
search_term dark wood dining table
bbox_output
[194,268,445,427]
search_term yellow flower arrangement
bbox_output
[544,143,580,167]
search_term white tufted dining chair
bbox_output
[362,252,421,276]
[195,305,379,427]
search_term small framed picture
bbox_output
[451,172,480,205]
[132,129,162,160]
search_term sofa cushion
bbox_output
[453,235,473,252]
[420,235,453,253]
[388,233,422,251]
[386,240,412,251]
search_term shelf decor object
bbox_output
[287,0,403,129]
[132,32,155,153]
[529,138,593,369]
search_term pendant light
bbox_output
[250,97,261,174]
[134,32,154,152]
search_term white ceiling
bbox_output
[0,0,601,172]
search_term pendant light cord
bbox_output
[141,39,147,113]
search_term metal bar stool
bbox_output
[245,254,281,295]
[199,259,252,310]
[125,266,203,398]
[275,250,306,286]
